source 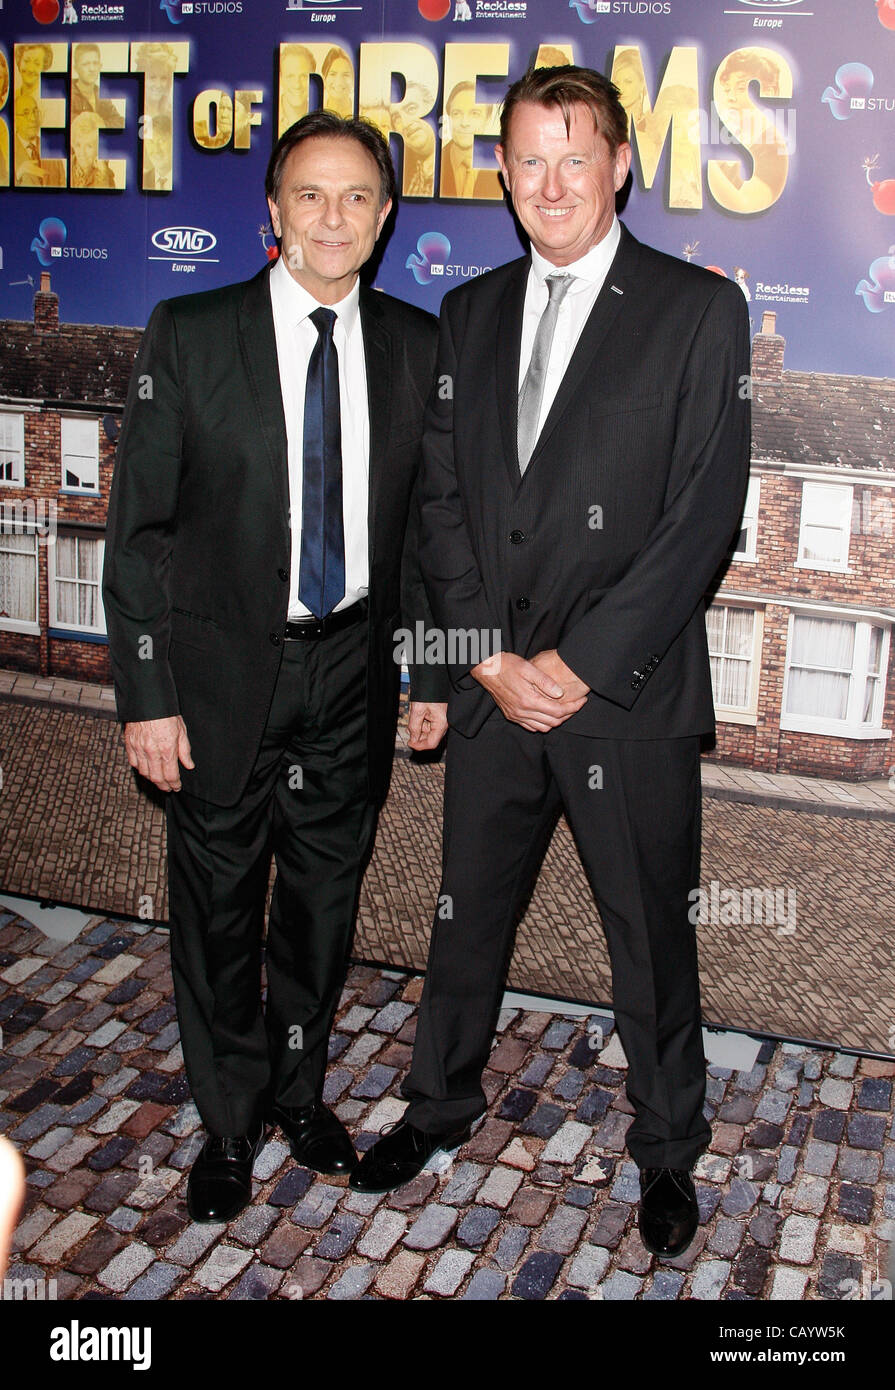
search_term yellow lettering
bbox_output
[359,42,439,198]
[234,89,263,149]
[131,40,189,191]
[440,43,507,201]
[708,46,792,213]
[70,42,127,191]
[0,49,10,188]
[193,88,232,149]
[611,45,701,209]
[14,42,67,189]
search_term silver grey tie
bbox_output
[517,272,574,474]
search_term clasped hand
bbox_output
[471,649,589,733]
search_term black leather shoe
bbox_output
[270,1101,357,1176]
[186,1121,267,1224]
[349,1118,471,1193]
[638,1167,699,1257]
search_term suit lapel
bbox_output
[359,288,392,578]
[523,224,641,476]
[495,259,529,489]
[237,264,289,516]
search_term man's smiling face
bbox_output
[496,100,631,267]
[267,134,391,304]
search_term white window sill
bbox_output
[715,710,758,726]
[781,717,892,741]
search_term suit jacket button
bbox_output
[509,530,525,545]
[269,632,281,646]
[516,597,530,611]
[278,568,289,582]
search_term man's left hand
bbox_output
[408,701,449,751]
[529,650,590,707]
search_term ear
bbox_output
[375,196,392,238]
[613,141,632,191]
[495,142,509,187]
[267,195,282,239]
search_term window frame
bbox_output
[49,531,107,636]
[795,480,853,574]
[706,600,763,726]
[0,412,26,487]
[0,505,41,635]
[730,475,760,563]
[781,610,891,738]
[60,415,100,495]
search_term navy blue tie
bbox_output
[298,306,345,619]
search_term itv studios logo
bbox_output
[30,216,108,263]
[822,62,894,119]
[405,232,491,285]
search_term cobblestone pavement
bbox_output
[1,905,893,1307]
[6,667,895,818]
[2,699,893,1052]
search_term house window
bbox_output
[863,625,885,726]
[61,417,99,493]
[707,604,758,714]
[796,482,852,571]
[51,533,106,633]
[783,614,890,734]
[0,514,39,632]
[0,413,25,486]
[731,476,760,561]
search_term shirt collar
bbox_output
[270,254,361,335]
[530,215,620,292]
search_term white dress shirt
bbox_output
[269,254,369,618]
[518,215,621,440]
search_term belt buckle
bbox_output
[285,616,324,640]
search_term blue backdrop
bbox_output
[1,0,894,376]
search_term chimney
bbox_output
[34,271,59,333]
[751,310,784,382]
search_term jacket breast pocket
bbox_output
[588,391,665,420]
[170,608,221,650]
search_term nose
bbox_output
[540,163,566,201]
[320,197,346,230]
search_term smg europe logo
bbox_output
[150,226,219,272]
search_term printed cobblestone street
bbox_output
[1,688,893,1304]
[1,696,894,1053]
[1,908,893,1302]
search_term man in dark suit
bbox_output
[103,112,448,1223]
[352,66,750,1258]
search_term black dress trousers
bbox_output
[402,717,712,1171]
[165,616,376,1137]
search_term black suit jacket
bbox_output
[418,223,751,740]
[103,261,447,808]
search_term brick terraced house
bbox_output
[0,273,140,686]
[706,311,894,780]
[0,284,892,778]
